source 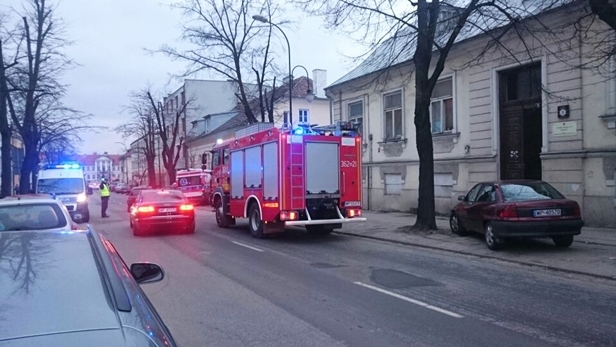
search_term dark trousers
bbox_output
[101,196,110,217]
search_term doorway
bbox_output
[499,64,543,180]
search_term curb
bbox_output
[333,230,616,282]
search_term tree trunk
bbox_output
[147,157,157,188]
[167,166,176,186]
[413,96,437,231]
[0,131,11,198]
[0,40,12,198]
[19,148,35,194]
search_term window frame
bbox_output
[382,88,404,141]
[298,109,309,124]
[384,173,403,195]
[429,75,456,135]
[347,99,364,136]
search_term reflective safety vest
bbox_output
[100,183,111,197]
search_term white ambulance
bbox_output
[36,163,93,223]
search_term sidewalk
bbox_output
[336,211,616,280]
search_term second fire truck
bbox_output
[208,122,366,238]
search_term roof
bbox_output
[327,0,572,89]
[73,153,122,166]
[0,231,120,341]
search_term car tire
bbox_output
[186,221,196,234]
[81,211,90,224]
[215,198,231,228]
[248,203,265,239]
[553,235,574,248]
[449,213,468,236]
[484,222,504,251]
[133,223,145,236]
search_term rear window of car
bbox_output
[141,190,186,202]
[130,188,150,196]
[501,182,565,202]
[0,203,68,231]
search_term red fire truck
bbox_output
[208,122,366,238]
[176,168,209,205]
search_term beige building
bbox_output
[326,2,616,227]
[185,72,332,168]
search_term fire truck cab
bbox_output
[209,122,366,238]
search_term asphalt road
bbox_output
[87,194,616,347]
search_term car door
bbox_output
[457,184,484,231]
[467,184,498,231]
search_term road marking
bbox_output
[353,282,463,319]
[232,241,264,253]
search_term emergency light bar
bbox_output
[43,163,81,169]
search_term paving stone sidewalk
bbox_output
[336,211,616,280]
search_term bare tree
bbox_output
[117,92,159,188]
[589,0,616,30]
[297,0,567,230]
[145,90,189,184]
[160,0,283,124]
[2,0,79,194]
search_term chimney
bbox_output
[312,69,327,98]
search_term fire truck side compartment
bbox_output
[305,142,340,195]
[263,142,278,200]
[244,146,262,189]
[230,151,244,199]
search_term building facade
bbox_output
[78,153,123,183]
[326,2,616,227]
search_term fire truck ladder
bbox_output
[289,135,305,210]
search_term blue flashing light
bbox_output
[45,163,81,170]
[293,127,304,135]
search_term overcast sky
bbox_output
[2,0,363,156]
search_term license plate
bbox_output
[344,201,361,207]
[533,209,561,217]
[159,208,177,213]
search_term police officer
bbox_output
[99,178,111,218]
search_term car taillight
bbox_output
[137,206,155,213]
[347,208,362,218]
[279,211,298,221]
[573,203,581,217]
[180,204,194,211]
[498,205,518,219]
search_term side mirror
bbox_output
[457,195,466,201]
[130,262,165,284]
[201,153,207,165]
[87,187,93,195]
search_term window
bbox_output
[223,148,230,164]
[212,150,220,167]
[385,174,403,195]
[430,78,454,134]
[434,173,453,198]
[298,109,309,124]
[476,185,497,202]
[384,91,403,140]
[503,64,541,101]
[348,101,363,136]
[466,184,484,202]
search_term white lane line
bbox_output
[354,282,463,319]
[232,241,264,253]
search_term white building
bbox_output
[78,153,123,183]
[326,1,616,227]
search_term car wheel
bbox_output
[215,198,231,228]
[449,213,468,236]
[553,235,574,248]
[133,223,145,236]
[248,203,264,239]
[186,221,196,234]
[81,211,90,224]
[484,222,504,250]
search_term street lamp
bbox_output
[253,15,316,126]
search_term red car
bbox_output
[450,180,583,250]
[126,186,152,212]
[129,189,195,236]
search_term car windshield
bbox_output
[141,191,185,202]
[37,178,84,195]
[178,176,202,186]
[500,182,565,202]
[0,204,68,231]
